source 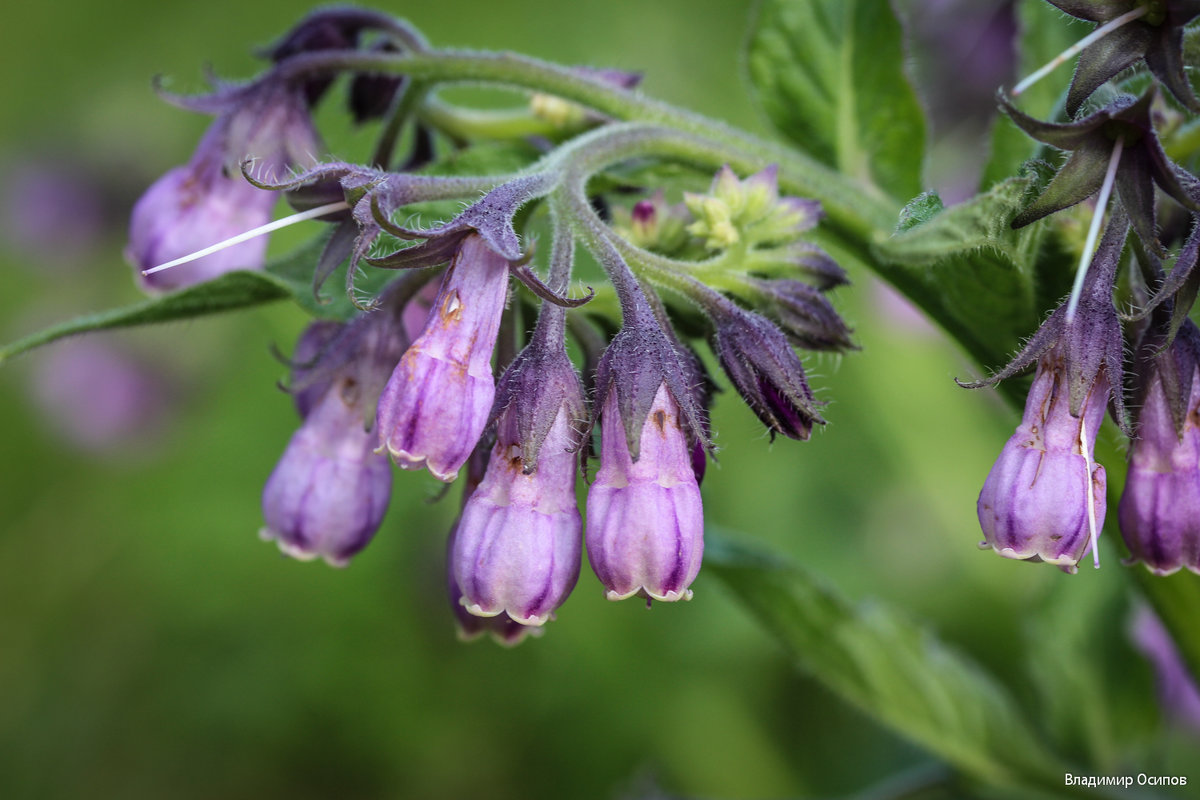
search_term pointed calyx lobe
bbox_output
[963,208,1131,431]
[491,309,588,473]
[1002,88,1199,253]
[711,301,825,441]
[1045,0,1200,114]
[592,303,710,462]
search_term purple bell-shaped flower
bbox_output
[1119,321,1200,574]
[586,384,704,601]
[376,234,511,482]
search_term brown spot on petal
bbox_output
[440,289,463,322]
[653,409,666,433]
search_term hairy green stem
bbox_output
[275,47,896,243]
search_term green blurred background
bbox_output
[1,1,1195,798]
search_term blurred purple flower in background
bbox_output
[30,337,173,454]
[1131,606,1200,733]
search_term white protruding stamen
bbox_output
[1013,6,1150,97]
[141,200,350,276]
[1080,416,1101,569]
[1065,136,1124,325]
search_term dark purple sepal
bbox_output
[155,72,323,182]
[1134,214,1200,328]
[1001,88,1199,252]
[259,7,411,105]
[675,340,715,485]
[959,209,1130,430]
[287,320,346,419]
[1043,0,1200,113]
[349,40,405,123]
[747,278,856,352]
[490,313,588,473]
[766,242,849,290]
[711,303,826,441]
[283,280,424,420]
[508,262,594,309]
[369,172,556,262]
[592,304,711,461]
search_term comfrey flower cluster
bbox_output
[966,0,1200,575]
[123,9,853,643]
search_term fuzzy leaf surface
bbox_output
[746,0,927,201]
[705,529,1064,789]
[872,173,1047,372]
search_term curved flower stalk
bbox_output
[103,8,864,639]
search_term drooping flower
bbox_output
[583,294,708,603]
[1119,320,1200,574]
[586,383,704,602]
[976,343,1110,570]
[375,233,511,482]
[260,288,416,566]
[260,372,394,566]
[965,209,1129,570]
[452,407,583,624]
[128,72,323,291]
[450,297,587,626]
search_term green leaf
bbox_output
[746,0,927,201]
[705,529,1063,790]
[980,0,1088,191]
[0,272,288,364]
[871,171,1047,373]
[0,235,362,365]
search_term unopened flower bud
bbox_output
[586,384,703,602]
[376,234,510,482]
[712,303,825,440]
[685,165,822,250]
